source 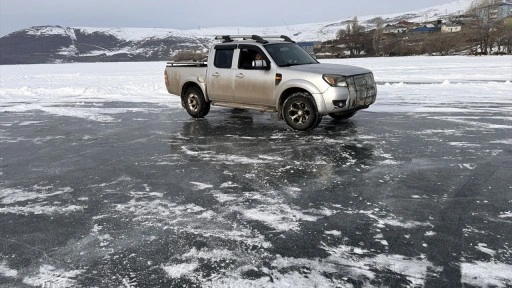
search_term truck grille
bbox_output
[347,73,377,108]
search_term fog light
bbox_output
[333,100,346,108]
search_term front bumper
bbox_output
[322,72,377,114]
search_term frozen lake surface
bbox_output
[0,56,511,287]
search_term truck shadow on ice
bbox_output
[178,108,362,137]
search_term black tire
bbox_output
[329,111,357,120]
[282,92,320,131]
[312,113,323,129]
[183,87,210,118]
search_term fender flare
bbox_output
[276,79,327,115]
[181,76,208,102]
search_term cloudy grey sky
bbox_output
[0,0,454,36]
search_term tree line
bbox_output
[328,0,511,57]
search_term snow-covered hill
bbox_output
[0,0,475,64]
[75,0,475,42]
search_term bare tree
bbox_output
[372,17,384,56]
[424,34,457,55]
[337,17,366,56]
[336,28,347,41]
[466,0,503,54]
[492,22,512,54]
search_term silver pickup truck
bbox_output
[164,35,377,131]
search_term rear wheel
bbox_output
[183,87,210,118]
[329,111,357,120]
[282,92,321,131]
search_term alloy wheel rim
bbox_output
[288,101,311,125]
[188,94,199,112]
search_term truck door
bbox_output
[206,45,236,102]
[233,45,276,107]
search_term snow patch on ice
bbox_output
[220,181,240,188]
[359,210,433,229]
[115,199,205,219]
[476,243,496,256]
[23,265,83,288]
[190,182,213,190]
[460,163,476,169]
[0,204,84,215]
[258,155,284,161]
[242,204,320,231]
[419,129,461,135]
[379,159,401,165]
[0,186,73,204]
[181,146,271,164]
[98,234,113,247]
[324,245,435,287]
[162,263,199,278]
[434,117,512,130]
[448,142,481,148]
[461,261,512,288]
[0,261,18,278]
[19,121,44,126]
[182,247,235,261]
[324,230,342,236]
[0,185,82,215]
[211,191,239,203]
[491,139,512,145]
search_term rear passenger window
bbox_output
[214,49,234,69]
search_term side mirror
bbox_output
[252,60,270,70]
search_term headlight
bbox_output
[323,74,348,87]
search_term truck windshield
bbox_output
[264,43,319,67]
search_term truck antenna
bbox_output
[281,18,292,38]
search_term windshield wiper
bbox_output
[281,63,304,67]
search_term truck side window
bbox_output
[238,47,265,70]
[214,49,234,69]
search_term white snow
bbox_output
[21,0,475,43]
[0,204,84,215]
[243,204,320,231]
[190,182,214,190]
[0,185,83,215]
[324,230,342,236]
[162,263,199,278]
[1,56,510,121]
[461,261,512,288]
[0,186,73,204]
[22,265,82,288]
[476,243,496,257]
[323,246,435,287]
[0,261,18,278]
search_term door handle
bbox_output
[235,73,245,79]
[212,72,220,78]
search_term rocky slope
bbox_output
[0,0,474,64]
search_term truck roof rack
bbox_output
[214,35,295,44]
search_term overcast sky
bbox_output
[0,0,454,36]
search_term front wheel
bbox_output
[282,92,321,131]
[183,87,210,118]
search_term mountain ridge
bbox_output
[0,0,475,64]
